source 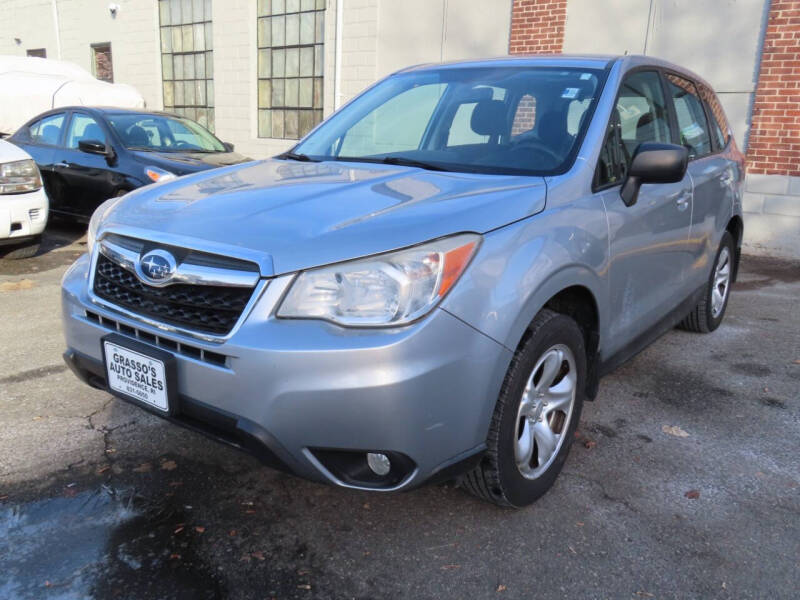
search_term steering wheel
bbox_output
[508,138,563,165]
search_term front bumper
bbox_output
[0,187,48,243]
[62,253,512,491]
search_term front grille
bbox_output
[93,254,254,335]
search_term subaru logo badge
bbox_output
[138,249,176,283]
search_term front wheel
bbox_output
[462,309,586,507]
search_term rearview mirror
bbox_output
[223,142,234,152]
[620,142,688,207]
[78,139,109,156]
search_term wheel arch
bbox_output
[506,271,604,401]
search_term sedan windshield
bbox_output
[293,66,605,175]
[107,114,226,153]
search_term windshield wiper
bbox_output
[276,151,319,162]
[333,155,451,172]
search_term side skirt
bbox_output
[597,283,706,378]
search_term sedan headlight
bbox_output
[0,159,42,194]
[277,234,480,327]
[87,195,125,252]
[145,166,177,183]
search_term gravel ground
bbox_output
[1,223,798,600]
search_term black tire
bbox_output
[678,231,735,333]
[0,236,41,260]
[462,309,586,507]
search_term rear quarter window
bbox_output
[698,83,730,150]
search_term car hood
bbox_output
[130,150,251,173]
[101,159,547,276]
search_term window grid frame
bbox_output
[158,0,215,132]
[257,0,326,140]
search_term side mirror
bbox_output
[78,139,109,155]
[223,142,234,152]
[620,142,688,207]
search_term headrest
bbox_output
[82,123,104,142]
[470,99,507,137]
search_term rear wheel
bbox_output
[679,231,734,333]
[462,309,586,507]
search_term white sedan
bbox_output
[0,139,48,259]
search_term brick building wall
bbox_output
[746,0,800,176]
[509,0,566,54]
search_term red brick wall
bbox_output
[509,0,567,54]
[747,0,800,176]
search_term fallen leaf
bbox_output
[173,526,185,534]
[363,503,370,509]
[576,522,584,527]
[496,585,507,592]
[251,551,265,561]
[96,465,111,474]
[662,425,690,438]
[169,481,183,487]
[45,581,51,588]
[169,553,181,560]
[568,546,577,554]
[244,509,257,514]
[105,448,116,454]
[0,279,35,292]
[229,530,238,537]
[583,439,597,449]
[297,584,312,590]
[194,526,206,534]
[0,495,8,501]
[636,593,654,598]
[441,564,460,570]
[160,459,177,471]
[32,416,42,421]
[685,489,700,500]
[132,462,152,473]
[793,359,800,365]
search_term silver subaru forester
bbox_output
[62,55,744,507]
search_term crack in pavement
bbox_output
[0,364,67,385]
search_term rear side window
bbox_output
[28,113,66,146]
[665,74,712,159]
[698,83,730,150]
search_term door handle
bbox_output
[675,191,691,211]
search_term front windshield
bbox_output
[107,113,226,153]
[293,66,605,175]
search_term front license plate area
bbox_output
[102,333,178,415]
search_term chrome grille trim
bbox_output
[99,238,259,288]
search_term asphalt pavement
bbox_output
[1,223,798,600]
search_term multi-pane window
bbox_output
[257,0,325,140]
[159,0,215,131]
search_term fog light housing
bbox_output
[366,452,391,476]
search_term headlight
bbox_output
[87,196,125,252]
[0,159,42,194]
[277,234,480,327]
[145,166,177,183]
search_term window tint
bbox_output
[66,114,106,149]
[698,83,729,150]
[666,74,712,158]
[108,114,225,152]
[28,113,66,146]
[596,71,670,187]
